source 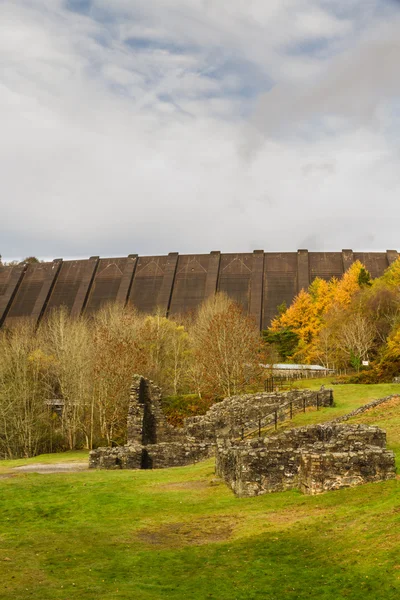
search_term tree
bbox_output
[21,256,40,264]
[0,322,51,458]
[361,284,400,345]
[91,304,142,446]
[337,313,376,372]
[41,308,94,450]
[190,293,262,398]
[262,327,299,362]
[379,256,400,289]
[269,261,371,364]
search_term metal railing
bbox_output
[264,372,331,392]
[238,390,333,440]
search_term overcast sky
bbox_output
[1,0,400,261]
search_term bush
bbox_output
[161,394,214,427]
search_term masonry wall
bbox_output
[1,250,397,329]
[126,375,184,445]
[90,377,333,471]
[184,388,333,442]
[215,423,396,497]
[89,441,214,470]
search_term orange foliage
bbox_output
[269,261,370,363]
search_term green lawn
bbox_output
[1,381,400,600]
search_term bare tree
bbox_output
[339,313,376,372]
[0,322,51,458]
[41,308,94,449]
[190,293,262,398]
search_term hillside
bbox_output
[1,380,400,600]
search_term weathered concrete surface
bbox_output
[1,250,397,329]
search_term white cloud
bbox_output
[0,0,400,261]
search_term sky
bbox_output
[1,0,400,261]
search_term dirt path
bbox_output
[12,462,88,474]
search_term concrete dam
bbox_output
[0,250,398,331]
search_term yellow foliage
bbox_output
[334,261,366,307]
[386,324,400,360]
[269,261,369,363]
[379,257,400,289]
[28,348,57,368]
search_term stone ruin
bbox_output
[184,387,334,442]
[89,375,333,470]
[89,375,214,470]
[89,375,396,496]
[216,423,396,496]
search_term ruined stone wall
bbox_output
[127,375,184,445]
[299,449,396,495]
[90,375,210,470]
[215,423,396,497]
[89,441,214,470]
[184,388,333,442]
[90,378,335,471]
[330,394,399,423]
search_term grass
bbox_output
[1,380,400,599]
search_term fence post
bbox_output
[290,402,293,419]
[241,427,244,440]
[303,398,306,413]
[316,393,319,411]
[274,410,278,430]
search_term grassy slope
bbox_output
[1,381,400,600]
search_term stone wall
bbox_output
[89,442,214,470]
[330,394,399,424]
[184,388,333,442]
[215,423,396,497]
[90,378,334,471]
[299,449,396,495]
[126,375,183,445]
[90,375,211,470]
[90,376,339,474]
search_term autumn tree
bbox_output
[137,312,191,394]
[190,293,262,398]
[91,304,142,446]
[0,322,51,458]
[40,308,94,449]
[337,312,376,372]
[269,261,372,364]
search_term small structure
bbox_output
[216,423,396,496]
[261,363,335,378]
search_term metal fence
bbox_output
[264,371,331,392]
[241,389,334,440]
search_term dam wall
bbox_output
[0,249,398,330]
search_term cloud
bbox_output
[0,0,400,261]
[252,19,400,138]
